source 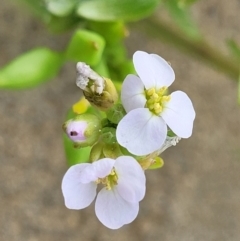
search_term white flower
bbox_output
[62,156,146,229]
[116,51,196,156]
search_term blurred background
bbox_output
[0,0,240,240]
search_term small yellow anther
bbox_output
[147,88,155,96]
[162,95,171,102]
[152,93,158,100]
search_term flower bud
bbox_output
[76,62,118,111]
[63,114,101,148]
[106,103,126,124]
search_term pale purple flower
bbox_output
[62,156,146,229]
[116,51,196,156]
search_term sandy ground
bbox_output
[0,0,240,240]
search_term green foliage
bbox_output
[0,48,63,89]
[77,0,160,21]
[163,0,200,39]
[63,135,91,166]
[45,0,77,17]
[177,0,198,7]
[65,29,105,65]
[227,39,240,61]
[238,74,240,105]
[87,21,126,45]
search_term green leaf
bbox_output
[45,0,76,17]
[164,0,200,39]
[77,0,160,21]
[63,135,91,166]
[238,74,240,105]
[46,14,80,33]
[65,29,105,65]
[87,21,127,45]
[177,0,198,7]
[226,39,240,61]
[0,48,64,89]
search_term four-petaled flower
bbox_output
[116,51,196,156]
[62,156,146,229]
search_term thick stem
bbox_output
[131,17,240,80]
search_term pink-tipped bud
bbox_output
[63,114,101,148]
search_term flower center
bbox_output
[145,86,171,115]
[97,168,118,190]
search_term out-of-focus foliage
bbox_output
[227,39,240,62]
[65,29,105,65]
[19,0,160,32]
[76,0,159,21]
[163,0,200,38]
[238,76,240,105]
[0,48,63,89]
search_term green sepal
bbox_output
[89,142,105,162]
[65,29,105,65]
[106,103,126,124]
[148,156,164,170]
[167,129,177,137]
[101,127,117,144]
[0,48,64,89]
[103,143,123,159]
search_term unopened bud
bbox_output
[63,114,101,147]
[106,103,126,124]
[76,62,118,111]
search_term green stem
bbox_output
[131,17,239,80]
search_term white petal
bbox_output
[114,156,146,203]
[133,51,157,89]
[92,158,115,178]
[150,54,175,88]
[161,91,196,138]
[116,108,167,156]
[121,74,146,113]
[62,164,97,209]
[95,188,139,229]
[79,158,115,183]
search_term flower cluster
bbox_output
[62,51,196,229]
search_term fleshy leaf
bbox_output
[0,48,63,89]
[46,0,76,17]
[65,29,105,65]
[77,0,159,21]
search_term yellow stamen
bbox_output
[145,86,171,115]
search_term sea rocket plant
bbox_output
[62,156,146,229]
[62,50,196,229]
[116,51,196,156]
